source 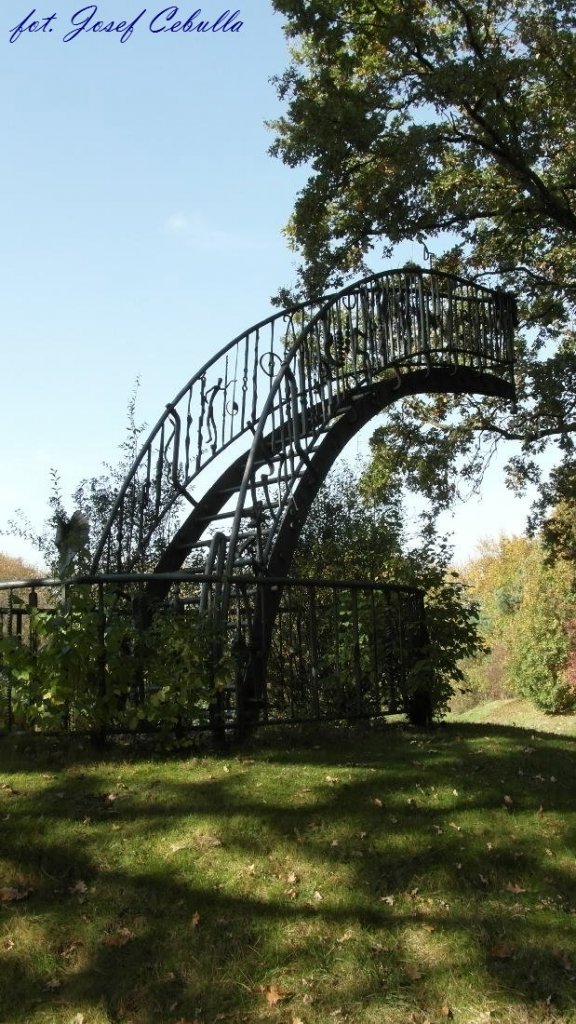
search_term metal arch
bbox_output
[221,270,515,608]
[233,367,513,722]
[91,268,516,576]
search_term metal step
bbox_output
[195,504,279,524]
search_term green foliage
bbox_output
[292,463,485,717]
[270,0,576,516]
[461,535,576,712]
[506,546,576,712]
[0,584,230,735]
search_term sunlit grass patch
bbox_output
[0,723,575,1023]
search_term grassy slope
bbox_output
[0,723,575,1024]
[450,698,576,736]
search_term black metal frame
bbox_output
[3,269,517,735]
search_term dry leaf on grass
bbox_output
[103,927,136,946]
[504,882,527,894]
[69,880,88,895]
[490,943,514,959]
[261,984,289,1006]
[191,911,201,928]
[441,1006,454,1019]
[406,966,424,980]
[0,886,30,903]
[45,978,62,991]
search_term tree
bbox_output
[460,533,576,711]
[269,0,576,515]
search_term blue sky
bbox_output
[1,1,541,569]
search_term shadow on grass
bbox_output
[0,723,575,1023]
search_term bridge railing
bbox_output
[92,269,516,574]
[0,574,425,736]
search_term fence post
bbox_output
[94,581,108,746]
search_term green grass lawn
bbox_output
[0,722,575,1024]
[449,699,576,736]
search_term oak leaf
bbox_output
[262,984,289,1005]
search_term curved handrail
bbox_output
[222,269,516,591]
[92,268,516,573]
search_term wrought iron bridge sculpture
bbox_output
[90,268,516,731]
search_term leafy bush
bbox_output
[506,549,576,713]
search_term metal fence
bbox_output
[0,574,426,736]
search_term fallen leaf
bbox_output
[441,1005,454,1018]
[59,942,80,959]
[191,911,201,928]
[45,978,61,990]
[312,890,323,901]
[337,929,353,943]
[105,792,118,802]
[490,943,514,959]
[479,874,489,886]
[69,880,88,895]
[3,937,15,950]
[72,1015,86,1024]
[261,984,288,1006]
[371,797,383,807]
[406,966,424,980]
[503,795,513,808]
[449,822,461,832]
[103,927,136,946]
[0,886,30,903]
[287,872,299,884]
[504,882,527,894]
[422,924,435,933]
[381,895,395,906]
